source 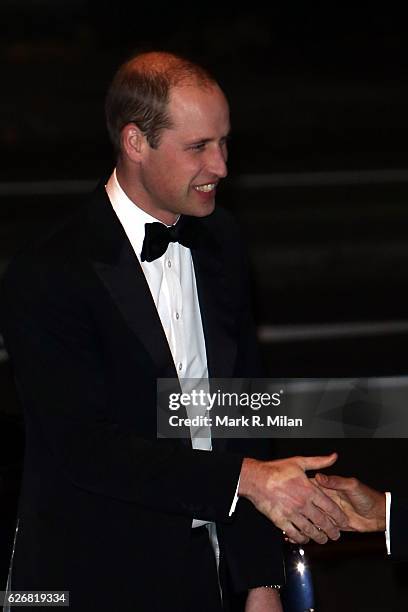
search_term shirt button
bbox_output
[167,260,172,268]
[178,363,182,371]
[175,312,180,320]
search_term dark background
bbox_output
[1,4,408,610]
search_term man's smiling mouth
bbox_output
[193,183,217,193]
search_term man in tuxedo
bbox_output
[315,472,408,560]
[1,51,347,611]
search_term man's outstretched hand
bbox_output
[314,473,386,532]
[239,453,348,545]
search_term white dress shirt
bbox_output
[385,491,391,554]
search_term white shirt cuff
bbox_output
[385,491,391,555]
[229,476,240,516]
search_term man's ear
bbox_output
[120,123,146,162]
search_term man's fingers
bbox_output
[280,522,311,545]
[305,505,341,541]
[289,515,329,545]
[312,487,349,528]
[298,452,338,472]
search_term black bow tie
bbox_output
[140,216,199,262]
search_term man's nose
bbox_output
[207,146,228,178]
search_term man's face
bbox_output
[137,83,230,224]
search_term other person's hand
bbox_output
[314,472,386,532]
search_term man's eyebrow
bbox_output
[185,138,212,145]
[185,132,232,146]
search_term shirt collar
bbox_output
[105,168,174,260]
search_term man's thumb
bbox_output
[299,452,338,472]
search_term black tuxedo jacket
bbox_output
[1,183,284,611]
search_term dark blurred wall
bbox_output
[1,5,408,178]
[1,4,408,324]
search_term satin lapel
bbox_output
[93,255,177,378]
[192,239,238,454]
[192,243,237,381]
[86,185,177,378]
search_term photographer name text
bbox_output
[168,415,303,428]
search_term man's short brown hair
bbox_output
[105,51,216,154]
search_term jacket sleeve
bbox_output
[390,493,408,561]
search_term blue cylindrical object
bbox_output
[281,544,316,612]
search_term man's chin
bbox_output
[190,199,216,218]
